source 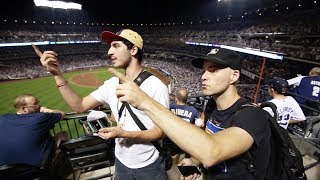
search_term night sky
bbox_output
[0,0,293,23]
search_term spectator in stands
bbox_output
[108,48,271,179]
[37,29,169,179]
[164,88,199,164]
[287,67,320,116]
[0,94,68,171]
[264,77,306,129]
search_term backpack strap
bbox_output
[124,103,163,154]
[134,70,152,86]
[233,103,258,175]
[117,70,164,154]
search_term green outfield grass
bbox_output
[0,68,117,138]
[0,68,115,115]
[0,67,142,137]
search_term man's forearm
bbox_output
[140,96,214,163]
[53,75,87,112]
[122,128,164,141]
[40,107,65,119]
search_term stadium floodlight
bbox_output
[185,41,283,60]
[220,45,283,60]
[34,0,82,10]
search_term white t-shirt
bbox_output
[264,96,306,129]
[90,76,169,168]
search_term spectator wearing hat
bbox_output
[287,67,320,116]
[264,77,306,129]
[37,29,169,179]
[107,48,272,180]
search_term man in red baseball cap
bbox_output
[37,29,169,179]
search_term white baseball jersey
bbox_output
[264,96,306,129]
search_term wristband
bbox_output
[57,81,68,88]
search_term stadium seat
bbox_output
[0,163,50,180]
[60,135,115,180]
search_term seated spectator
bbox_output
[0,94,69,175]
[287,67,320,116]
[264,77,306,129]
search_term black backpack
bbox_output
[258,102,307,180]
[204,99,307,180]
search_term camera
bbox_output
[82,117,112,134]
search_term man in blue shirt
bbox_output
[0,94,67,168]
[164,89,199,164]
[287,67,320,116]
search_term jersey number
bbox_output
[312,86,320,97]
[278,114,290,126]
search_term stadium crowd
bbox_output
[1,1,320,179]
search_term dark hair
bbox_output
[122,39,143,63]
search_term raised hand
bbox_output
[32,44,61,75]
[108,68,151,110]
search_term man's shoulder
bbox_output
[237,105,267,116]
[235,102,270,122]
[169,102,178,108]
[106,76,120,84]
[142,75,168,90]
[233,98,252,110]
[285,96,297,102]
[0,114,16,121]
[302,75,320,81]
[0,113,15,117]
[144,74,163,83]
[188,105,198,111]
[1,113,32,118]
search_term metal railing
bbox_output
[289,116,320,149]
[50,108,112,139]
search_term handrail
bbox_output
[289,116,320,149]
[50,108,111,139]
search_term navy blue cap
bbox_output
[268,77,288,94]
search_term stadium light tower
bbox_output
[34,0,82,10]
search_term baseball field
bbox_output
[0,67,167,137]
[0,68,114,115]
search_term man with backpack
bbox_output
[107,48,272,179]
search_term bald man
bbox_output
[0,94,67,169]
[163,89,199,164]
